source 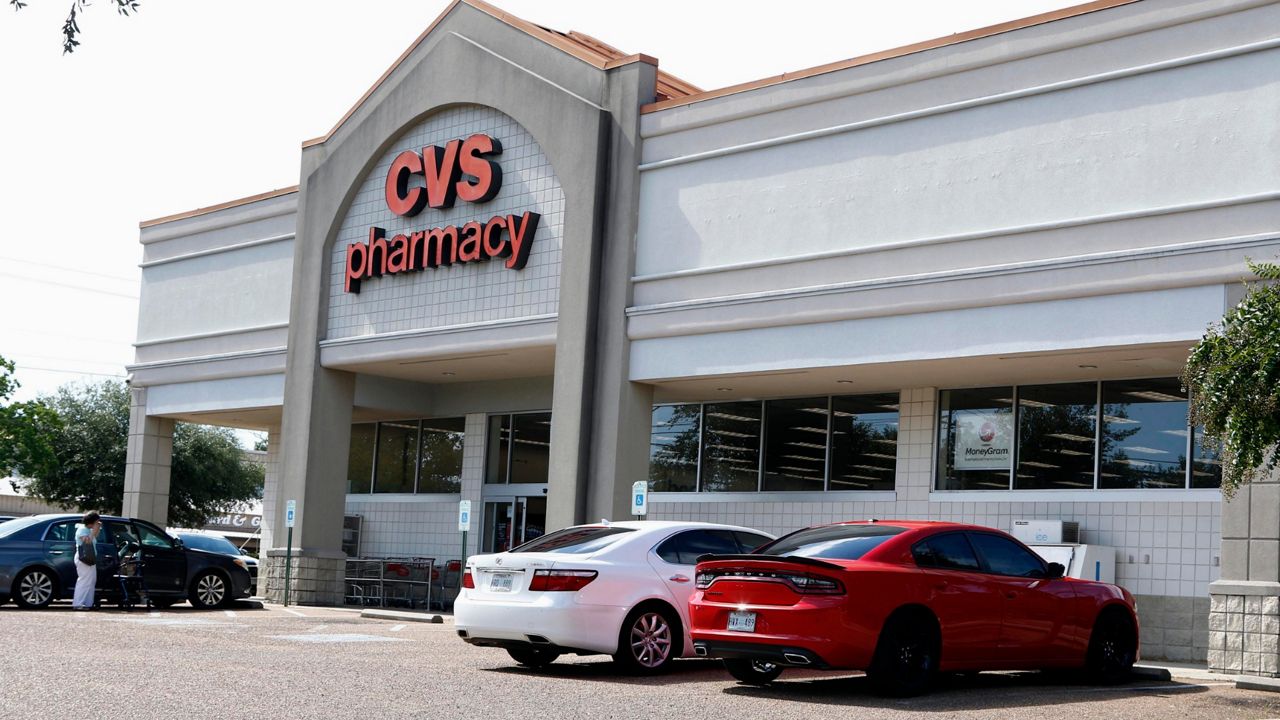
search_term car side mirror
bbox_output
[1046,562,1066,580]
[173,537,184,549]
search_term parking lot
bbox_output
[3,602,1280,720]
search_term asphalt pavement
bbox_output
[3,601,1279,720]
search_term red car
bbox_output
[689,520,1138,696]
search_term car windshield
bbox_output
[509,526,634,554]
[178,534,240,555]
[0,515,48,539]
[756,524,906,561]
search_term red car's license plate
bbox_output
[727,611,756,632]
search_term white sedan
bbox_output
[455,521,774,674]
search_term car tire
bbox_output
[1084,610,1136,684]
[867,613,939,697]
[13,568,56,609]
[189,570,230,609]
[506,646,560,668]
[613,604,681,675]
[724,658,784,685]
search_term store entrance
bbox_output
[482,496,547,553]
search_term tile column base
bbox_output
[263,549,346,606]
[1209,581,1280,677]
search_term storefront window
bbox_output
[938,378,1220,491]
[648,394,899,494]
[762,397,829,492]
[1191,424,1224,489]
[830,394,899,491]
[937,387,1014,490]
[347,423,376,494]
[1100,379,1187,489]
[1015,382,1097,490]
[649,405,700,492]
[485,412,552,484]
[418,417,465,493]
[374,421,418,493]
[700,402,763,492]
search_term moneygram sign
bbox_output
[343,133,540,294]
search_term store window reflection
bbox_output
[347,423,376,494]
[485,412,552,484]
[1016,382,1097,490]
[1100,379,1188,489]
[346,418,467,495]
[937,387,1014,490]
[374,421,419,494]
[700,402,762,492]
[649,405,700,492]
[418,417,465,493]
[762,398,829,492]
[829,394,899,491]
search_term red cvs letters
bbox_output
[345,133,539,294]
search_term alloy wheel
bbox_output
[19,571,53,607]
[629,612,673,668]
[196,573,226,607]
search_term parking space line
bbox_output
[224,610,237,618]
[283,608,307,618]
[389,624,406,632]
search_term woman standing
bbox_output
[72,511,101,610]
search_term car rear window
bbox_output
[756,524,905,561]
[0,515,46,539]
[510,526,634,554]
[179,534,239,555]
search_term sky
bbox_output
[0,0,1076,415]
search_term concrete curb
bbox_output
[1236,675,1280,693]
[361,608,448,624]
[1130,665,1173,681]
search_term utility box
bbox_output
[1029,544,1116,584]
[1011,519,1079,544]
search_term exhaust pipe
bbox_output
[694,646,708,657]
[527,635,552,645]
[783,653,811,665]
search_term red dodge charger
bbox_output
[689,520,1138,696]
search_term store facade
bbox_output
[125,0,1280,666]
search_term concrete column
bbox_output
[583,61,660,524]
[258,427,282,553]
[122,387,175,526]
[1210,466,1280,676]
[460,413,486,558]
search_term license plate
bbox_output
[727,611,756,633]
[489,573,514,592]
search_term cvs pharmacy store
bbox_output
[124,0,1280,668]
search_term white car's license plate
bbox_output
[727,611,756,632]
[489,573,514,592]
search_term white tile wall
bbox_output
[326,105,565,340]
[650,387,1222,599]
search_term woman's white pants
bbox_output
[73,558,97,608]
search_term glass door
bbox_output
[483,496,549,553]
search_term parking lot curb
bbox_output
[1130,666,1173,681]
[360,609,447,624]
[1235,675,1280,693]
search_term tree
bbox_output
[0,355,60,481]
[1184,260,1280,497]
[9,0,139,54]
[12,379,263,526]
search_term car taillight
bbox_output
[529,569,597,592]
[781,573,844,594]
[462,570,475,589]
[695,569,844,595]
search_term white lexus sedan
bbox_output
[455,521,773,674]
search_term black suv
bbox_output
[0,514,253,609]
